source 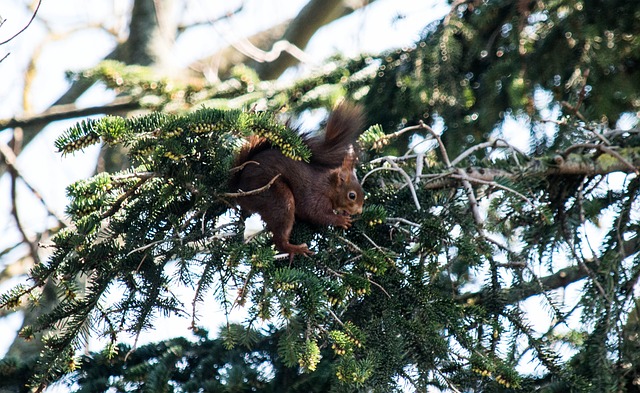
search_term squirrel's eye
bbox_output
[348,191,357,200]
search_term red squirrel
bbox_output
[229,103,365,257]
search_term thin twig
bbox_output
[419,120,452,167]
[232,267,254,310]
[177,4,244,34]
[336,234,392,299]
[366,275,391,299]
[561,101,588,123]
[6,129,39,263]
[211,20,313,65]
[584,127,611,145]
[327,308,345,327]
[126,238,172,256]
[361,166,396,185]
[457,168,486,234]
[111,171,157,181]
[0,139,67,225]
[369,154,417,165]
[384,157,421,211]
[336,235,362,253]
[0,0,42,46]
[449,173,536,209]
[360,232,387,255]
[386,217,421,228]
[373,124,426,147]
[450,139,527,167]
[223,173,281,197]
[229,160,259,174]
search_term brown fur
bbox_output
[229,103,365,257]
[302,102,364,167]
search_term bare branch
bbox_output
[0,96,140,132]
[450,139,528,167]
[6,129,40,264]
[229,160,259,174]
[449,173,536,209]
[562,143,639,175]
[196,0,380,80]
[420,121,452,167]
[384,157,421,211]
[0,139,67,225]
[457,263,592,306]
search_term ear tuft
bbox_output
[341,150,356,170]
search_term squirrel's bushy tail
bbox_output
[303,102,364,167]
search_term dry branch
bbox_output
[0,96,139,132]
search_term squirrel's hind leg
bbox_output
[242,180,312,257]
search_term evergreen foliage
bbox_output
[3,1,640,392]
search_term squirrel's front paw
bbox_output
[334,214,352,230]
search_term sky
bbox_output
[0,0,451,364]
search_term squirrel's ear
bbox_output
[341,146,357,170]
[337,154,357,185]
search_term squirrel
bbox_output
[229,103,365,257]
